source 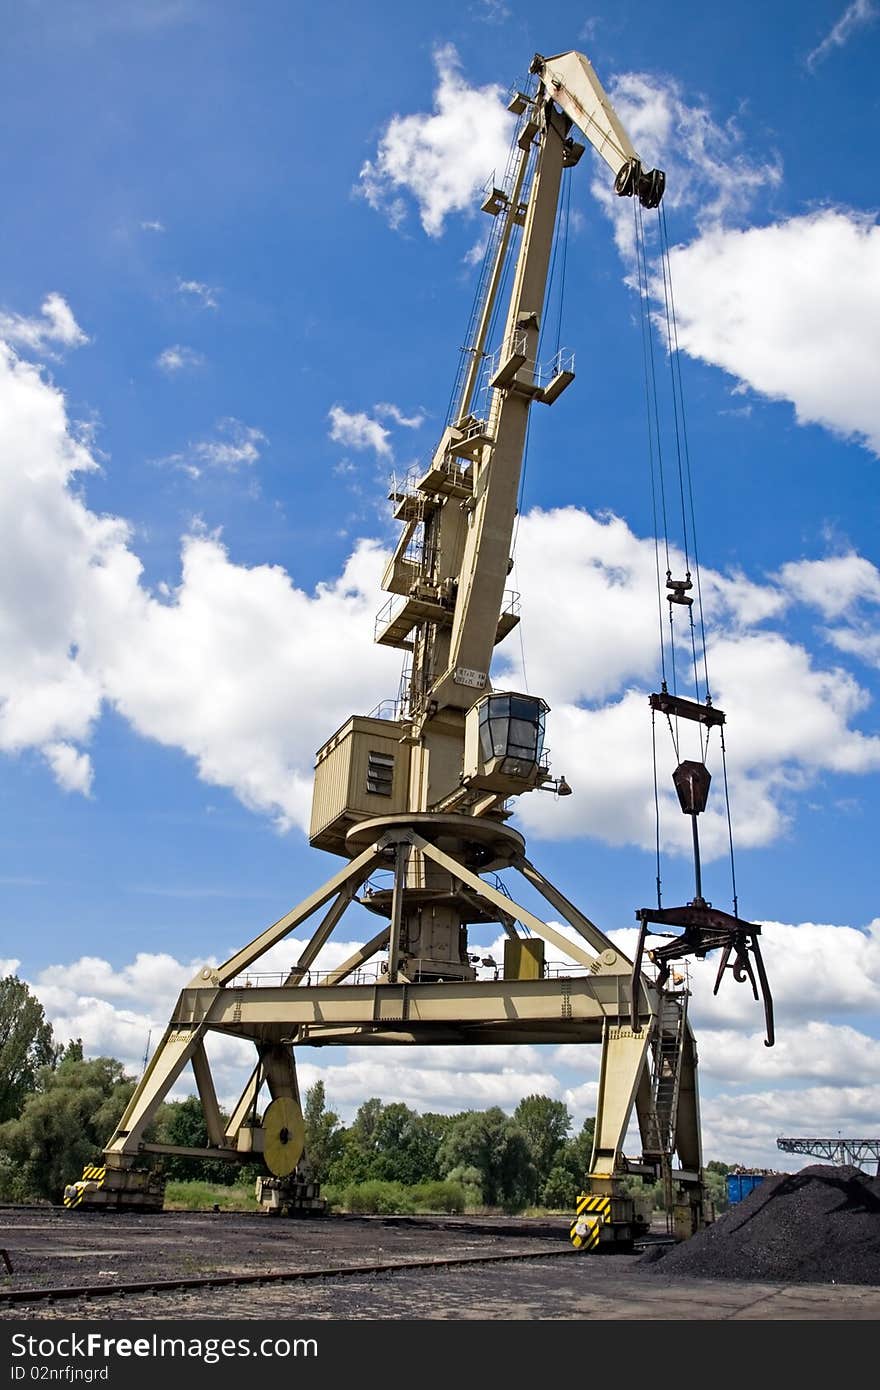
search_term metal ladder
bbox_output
[644,991,687,1228]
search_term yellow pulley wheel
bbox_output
[263,1096,305,1177]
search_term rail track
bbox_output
[0,1245,586,1307]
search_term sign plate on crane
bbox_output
[454,666,488,689]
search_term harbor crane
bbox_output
[65,49,769,1248]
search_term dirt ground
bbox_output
[1,1207,878,1321]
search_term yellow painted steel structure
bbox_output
[67,48,710,1242]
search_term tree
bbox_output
[703,1163,730,1213]
[437,1108,535,1210]
[303,1081,344,1182]
[327,1099,449,1186]
[0,975,56,1123]
[0,1053,135,1200]
[154,1096,242,1184]
[540,1116,596,1208]
[513,1095,572,1203]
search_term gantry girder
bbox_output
[100,812,702,1228]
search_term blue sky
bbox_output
[1,0,879,1172]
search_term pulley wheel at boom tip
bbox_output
[263,1096,305,1177]
[614,158,666,208]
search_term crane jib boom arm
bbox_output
[529,51,664,207]
[424,51,664,717]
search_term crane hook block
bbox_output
[614,157,666,208]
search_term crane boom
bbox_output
[531,49,639,176]
[364,51,665,819]
[310,50,664,856]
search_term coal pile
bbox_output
[641,1165,880,1286]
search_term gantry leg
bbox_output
[104,1021,206,1163]
[590,1020,653,1179]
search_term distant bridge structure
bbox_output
[777,1137,880,1175]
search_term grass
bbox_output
[163,1180,259,1211]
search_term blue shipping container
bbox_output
[726,1172,767,1205]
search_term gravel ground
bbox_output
[0,1207,569,1295]
[3,1170,880,1321]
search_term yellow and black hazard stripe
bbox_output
[62,1164,106,1208]
[570,1193,611,1250]
[575,1193,611,1218]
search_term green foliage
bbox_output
[328,1178,468,1215]
[409,1180,466,1214]
[0,1054,135,1201]
[327,1099,451,1187]
[703,1164,730,1213]
[344,1180,416,1214]
[445,1164,483,1206]
[303,1081,344,1182]
[0,975,57,1124]
[153,1096,243,1184]
[437,1106,535,1211]
[513,1095,572,1203]
[163,1180,258,1211]
[537,1116,596,1207]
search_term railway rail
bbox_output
[1,1245,588,1307]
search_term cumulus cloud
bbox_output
[0,294,89,355]
[358,44,514,236]
[700,1083,880,1171]
[666,210,880,457]
[778,552,880,670]
[807,0,878,69]
[501,508,880,858]
[164,418,267,478]
[328,405,392,458]
[588,84,880,467]
[374,402,425,430]
[2,316,879,850]
[43,741,94,795]
[591,71,782,260]
[0,341,399,817]
[156,344,204,372]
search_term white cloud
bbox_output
[43,741,94,795]
[502,508,880,858]
[177,278,219,310]
[358,44,514,236]
[140,219,165,233]
[374,402,425,430]
[0,341,400,817]
[476,0,511,20]
[591,72,781,259]
[165,418,267,479]
[778,553,880,669]
[0,959,22,977]
[700,1083,880,1171]
[156,344,204,372]
[0,294,89,355]
[328,405,392,458]
[95,532,398,829]
[807,0,878,69]
[665,210,880,457]
[2,329,879,850]
[778,553,880,620]
[0,344,124,778]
